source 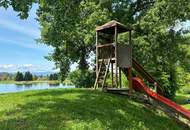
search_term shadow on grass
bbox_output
[0,89,185,130]
[174,94,190,105]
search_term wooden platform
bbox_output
[104,88,130,94]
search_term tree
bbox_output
[1,0,190,98]
[37,0,111,81]
[68,69,96,88]
[24,71,33,81]
[0,0,37,19]
[37,0,190,98]
[49,73,59,80]
[15,72,24,81]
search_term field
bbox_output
[0,88,187,130]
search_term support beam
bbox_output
[111,62,113,88]
[129,30,132,92]
[129,30,132,66]
[115,26,118,88]
[119,68,122,88]
[95,31,99,89]
[128,67,132,92]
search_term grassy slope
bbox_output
[174,93,190,110]
[0,89,186,130]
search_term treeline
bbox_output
[0,72,59,81]
[14,71,59,81]
[15,71,33,81]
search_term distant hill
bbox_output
[0,72,14,77]
[0,72,9,76]
[32,71,57,76]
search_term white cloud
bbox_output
[0,64,57,73]
[0,18,40,38]
[0,64,14,69]
[0,37,53,51]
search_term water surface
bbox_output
[0,83,75,93]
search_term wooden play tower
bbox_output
[93,21,190,124]
[94,20,133,91]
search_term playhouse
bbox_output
[94,20,190,123]
[94,20,133,90]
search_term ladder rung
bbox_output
[96,43,115,48]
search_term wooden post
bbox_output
[102,59,111,88]
[119,68,122,88]
[128,67,132,92]
[115,26,118,88]
[111,62,113,88]
[95,31,99,89]
[128,30,132,92]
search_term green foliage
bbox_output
[14,71,34,81]
[37,0,190,98]
[49,73,59,80]
[107,72,129,88]
[24,71,33,81]
[0,89,187,130]
[68,69,96,88]
[0,0,37,19]
[37,0,111,80]
[1,0,190,98]
[15,71,24,81]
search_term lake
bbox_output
[0,83,75,93]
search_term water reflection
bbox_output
[49,83,60,87]
[15,84,33,88]
[0,83,75,93]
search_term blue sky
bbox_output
[0,4,56,73]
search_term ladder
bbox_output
[94,59,111,89]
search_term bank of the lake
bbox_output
[0,80,60,85]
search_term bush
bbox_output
[158,70,178,99]
[68,69,96,88]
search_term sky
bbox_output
[0,4,56,73]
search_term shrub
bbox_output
[159,70,178,99]
[68,69,95,88]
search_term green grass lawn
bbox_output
[0,89,187,130]
[174,93,190,110]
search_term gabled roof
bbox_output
[96,20,132,34]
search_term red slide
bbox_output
[132,77,190,120]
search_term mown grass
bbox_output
[0,89,187,130]
[174,93,190,110]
